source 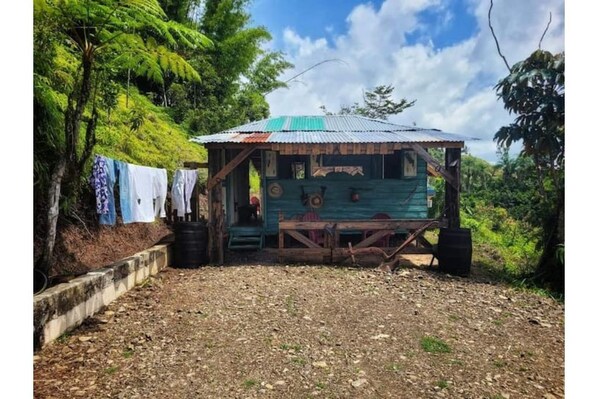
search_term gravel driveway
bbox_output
[34,261,564,399]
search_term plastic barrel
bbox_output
[437,228,472,276]
[174,221,208,268]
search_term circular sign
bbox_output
[267,182,283,198]
[308,193,324,209]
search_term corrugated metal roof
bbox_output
[190,115,477,144]
[241,133,271,143]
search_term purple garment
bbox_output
[90,155,109,215]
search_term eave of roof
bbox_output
[190,115,478,145]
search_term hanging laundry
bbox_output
[171,169,198,217]
[114,160,133,224]
[126,164,168,223]
[90,155,109,214]
[90,155,117,225]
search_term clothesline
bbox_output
[90,154,198,225]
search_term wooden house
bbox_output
[191,115,473,264]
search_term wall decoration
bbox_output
[291,162,305,179]
[403,150,417,177]
[265,150,277,177]
[267,182,283,198]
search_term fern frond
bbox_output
[121,0,166,20]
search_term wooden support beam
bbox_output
[207,146,255,191]
[409,143,459,190]
[445,148,461,228]
[426,164,441,177]
[353,230,394,249]
[279,219,446,231]
[183,161,208,169]
[285,230,322,249]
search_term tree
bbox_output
[320,85,415,120]
[34,0,209,275]
[164,0,292,135]
[493,50,565,293]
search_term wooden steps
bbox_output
[228,226,263,250]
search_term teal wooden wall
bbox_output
[261,153,428,234]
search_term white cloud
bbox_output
[265,0,564,162]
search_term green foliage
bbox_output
[94,89,205,175]
[494,50,564,170]
[249,161,260,196]
[494,50,565,293]
[242,379,258,388]
[105,366,119,374]
[461,199,539,277]
[321,85,415,120]
[420,336,451,353]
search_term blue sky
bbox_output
[251,0,479,51]
[246,0,564,162]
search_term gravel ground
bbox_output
[33,259,564,399]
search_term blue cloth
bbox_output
[99,157,117,225]
[90,155,109,215]
[115,160,134,224]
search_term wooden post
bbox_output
[278,211,285,263]
[207,149,225,264]
[444,148,461,228]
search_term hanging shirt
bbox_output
[90,155,109,215]
[126,164,168,223]
[115,160,133,224]
[171,169,198,217]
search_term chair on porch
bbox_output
[362,212,393,247]
[301,211,326,247]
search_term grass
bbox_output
[291,357,307,366]
[385,363,401,372]
[436,380,449,389]
[105,366,119,374]
[56,332,71,344]
[420,336,451,354]
[243,379,258,389]
[280,343,302,351]
[123,349,134,358]
[315,382,326,390]
[493,360,506,368]
[285,295,298,316]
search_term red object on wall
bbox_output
[250,196,261,214]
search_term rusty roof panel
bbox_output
[242,133,271,143]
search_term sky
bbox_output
[247,0,564,163]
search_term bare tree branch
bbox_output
[265,58,348,95]
[538,12,552,50]
[488,0,511,72]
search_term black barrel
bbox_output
[437,228,472,276]
[174,221,208,268]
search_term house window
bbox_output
[383,152,401,179]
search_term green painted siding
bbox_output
[261,154,428,234]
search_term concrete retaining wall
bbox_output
[34,243,172,349]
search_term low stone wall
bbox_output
[34,243,172,349]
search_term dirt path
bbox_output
[34,261,564,399]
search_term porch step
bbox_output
[228,227,263,250]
